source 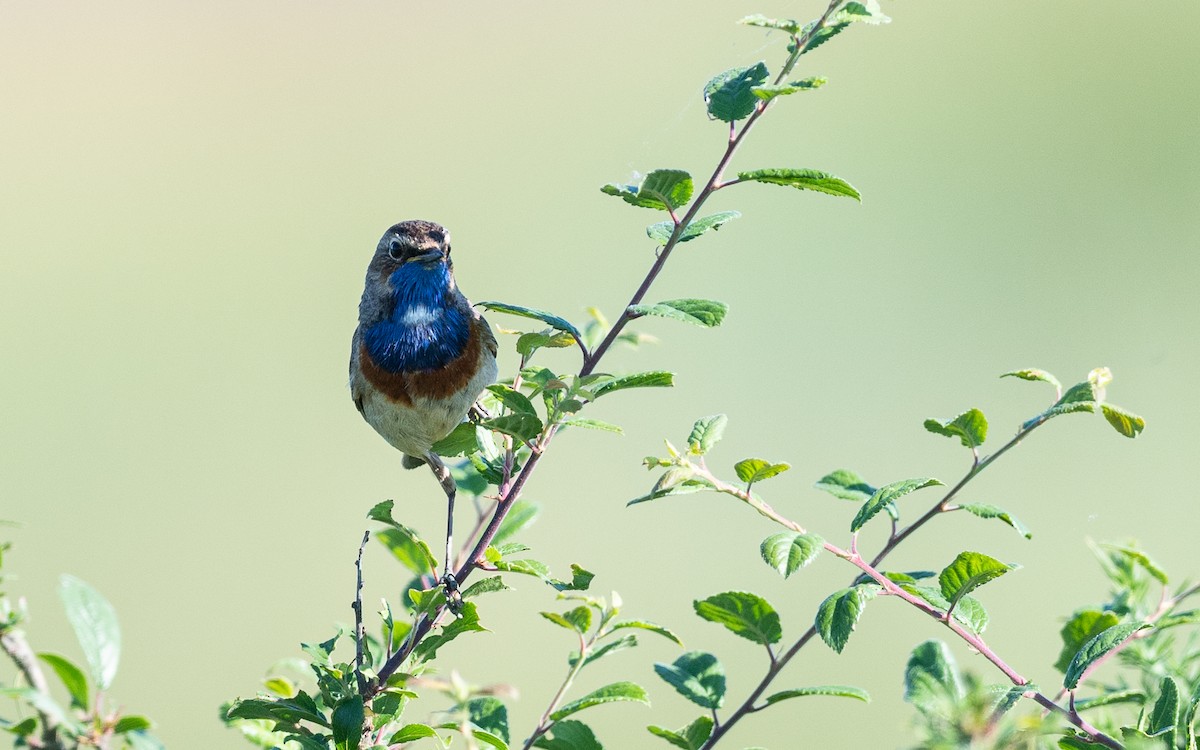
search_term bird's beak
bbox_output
[410,248,445,265]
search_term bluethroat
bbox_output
[350,220,498,594]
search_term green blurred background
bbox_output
[2,1,1198,747]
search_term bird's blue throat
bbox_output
[363,262,470,373]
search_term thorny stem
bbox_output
[369,0,834,699]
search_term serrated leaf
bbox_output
[602,169,693,211]
[487,384,537,416]
[851,477,943,532]
[610,620,684,646]
[760,532,824,578]
[533,720,603,750]
[1064,622,1152,689]
[467,697,510,745]
[592,371,674,397]
[430,421,482,457]
[693,592,782,645]
[482,413,544,443]
[836,1,891,25]
[904,640,963,717]
[736,168,860,201]
[58,575,120,691]
[801,22,851,57]
[517,330,576,357]
[923,409,988,449]
[647,211,742,246]
[957,503,1032,540]
[938,552,1017,609]
[1041,380,1099,421]
[704,62,770,122]
[1075,690,1146,711]
[37,653,89,709]
[627,480,709,506]
[377,527,438,578]
[647,716,713,750]
[654,652,725,709]
[560,417,624,434]
[1181,677,1200,750]
[1001,368,1062,393]
[1055,610,1121,673]
[571,633,638,669]
[477,301,582,340]
[1101,404,1145,438]
[549,681,649,721]
[814,469,876,501]
[734,458,791,485]
[113,716,153,734]
[1102,544,1168,584]
[901,585,990,634]
[332,696,365,750]
[412,602,488,662]
[815,585,878,653]
[629,299,729,328]
[762,685,870,706]
[687,415,728,455]
[225,696,331,727]
[542,606,592,634]
[461,576,510,600]
[751,77,828,101]
[389,724,438,743]
[1147,676,1179,748]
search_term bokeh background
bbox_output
[3,1,1198,747]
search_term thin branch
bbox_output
[520,629,591,750]
[1,629,64,749]
[353,530,370,694]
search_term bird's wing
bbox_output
[476,312,499,358]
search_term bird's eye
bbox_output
[387,239,404,260]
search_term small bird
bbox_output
[350,220,498,593]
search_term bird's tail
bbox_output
[401,454,426,470]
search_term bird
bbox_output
[350,220,498,597]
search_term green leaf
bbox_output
[592,371,674,397]
[225,695,331,727]
[487,384,537,416]
[467,697,510,745]
[628,299,729,328]
[1101,404,1145,438]
[494,500,541,545]
[1064,622,1152,689]
[436,723,508,750]
[851,478,943,532]
[571,633,637,669]
[412,602,488,662]
[549,681,649,721]
[693,592,782,645]
[646,211,741,245]
[836,1,891,25]
[376,527,438,578]
[517,330,577,357]
[482,413,544,443]
[123,731,166,750]
[1001,368,1062,393]
[551,564,595,592]
[113,715,153,734]
[956,503,1032,540]
[1074,690,1146,711]
[736,168,860,201]
[739,14,803,33]
[647,716,713,750]
[904,640,963,716]
[923,409,988,449]
[1101,544,1167,584]
[814,469,876,501]
[1040,380,1099,422]
[389,724,438,743]
[901,585,990,634]
[461,576,510,600]
[733,458,791,485]
[37,653,89,709]
[541,606,593,634]
[58,575,120,691]
[1055,610,1121,672]
[1146,677,1179,749]
[654,652,725,709]
[815,585,879,653]
[762,685,870,706]
[1181,677,1200,750]
[751,77,828,101]
[601,169,694,211]
[533,720,603,750]
[938,551,1017,609]
[431,422,482,457]
[610,619,684,646]
[687,415,728,455]
[560,417,623,434]
[331,696,365,750]
[703,62,770,122]
[801,22,852,57]
[477,301,582,340]
[760,532,824,578]
[627,480,709,506]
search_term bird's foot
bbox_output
[468,403,492,423]
[441,572,464,615]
